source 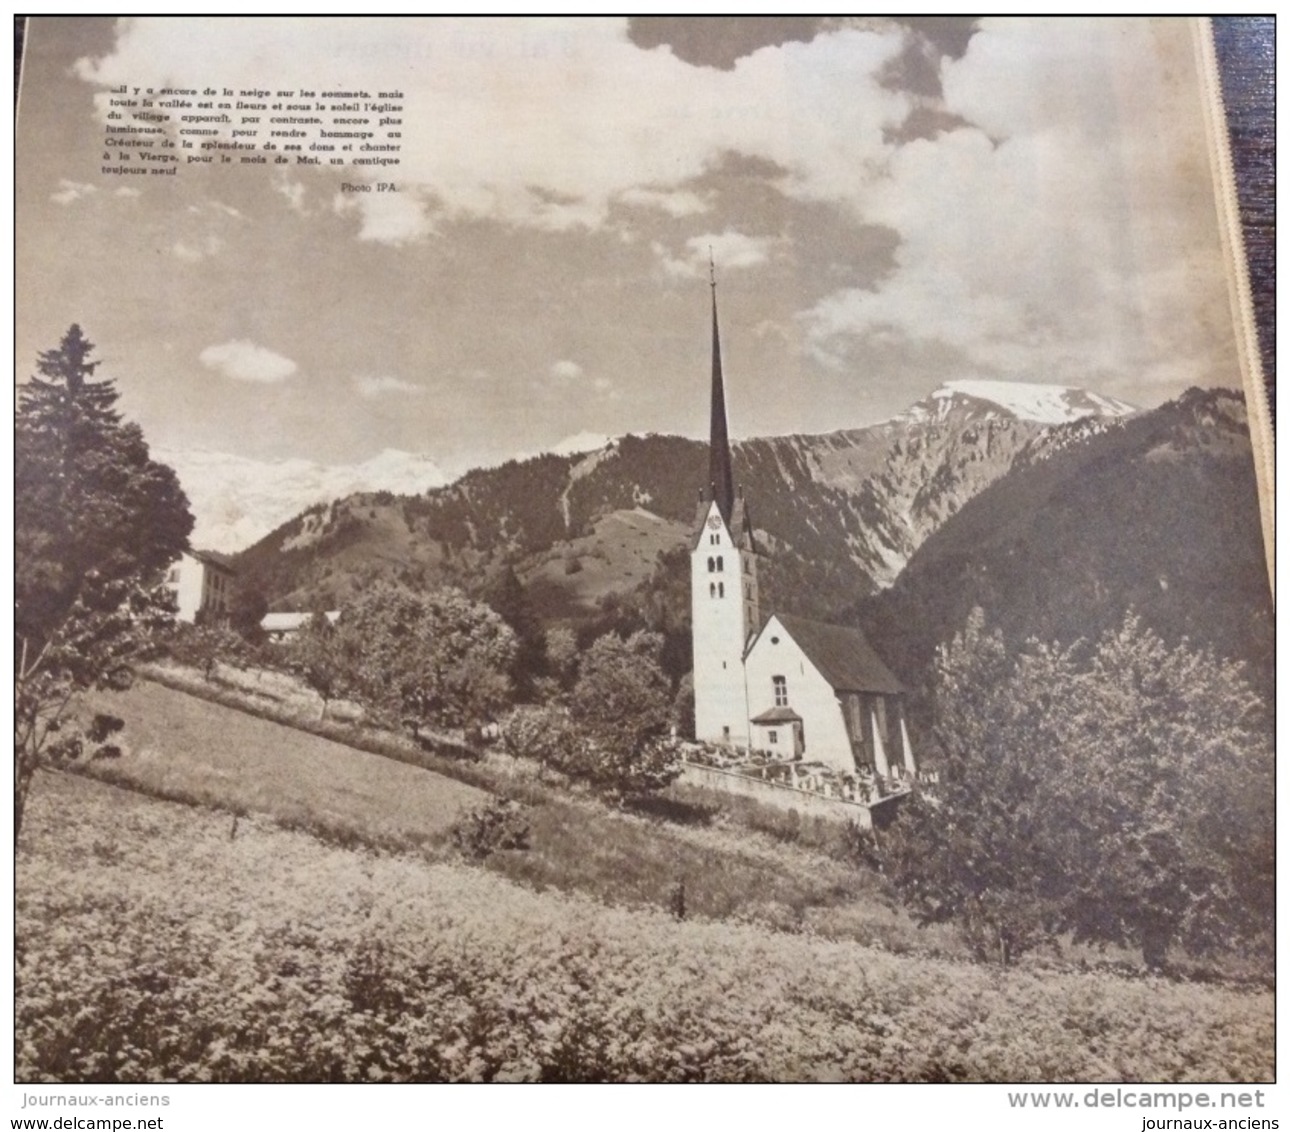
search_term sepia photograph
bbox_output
[11,14,1275,1107]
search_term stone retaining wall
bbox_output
[679,761,893,828]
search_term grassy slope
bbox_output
[17,771,1273,1082]
[82,680,486,851]
[79,676,925,950]
[522,508,690,616]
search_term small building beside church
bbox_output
[744,613,914,777]
[689,265,915,781]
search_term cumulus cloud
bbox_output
[353,374,422,397]
[172,234,223,262]
[332,188,437,244]
[652,230,777,279]
[74,18,909,239]
[549,359,584,381]
[542,358,612,395]
[51,179,96,205]
[75,19,1232,397]
[800,18,1233,393]
[618,186,711,217]
[551,430,612,455]
[199,340,298,383]
[271,176,308,214]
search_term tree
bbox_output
[341,583,517,730]
[568,630,680,804]
[168,622,248,682]
[15,326,193,844]
[286,613,347,720]
[873,610,1275,968]
[543,626,579,691]
[871,612,1067,965]
[1042,616,1274,968]
[481,565,546,699]
[499,704,582,780]
[228,583,269,644]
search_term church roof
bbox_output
[751,706,803,724]
[708,267,736,526]
[770,613,905,695]
[692,260,756,553]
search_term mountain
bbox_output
[894,379,1136,427]
[155,447,450,552]
[856,387,1272,697]
[790,380,1136,587]
[232,380,1137,623]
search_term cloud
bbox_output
[800,19,1233,392]
[51,179,97,205]
[689,230,776,271]
[275,178,307,213]
[541,358,613,396]
[74,18,909,239]
[114,186,141,199]
[654,230,777,278]
[353,374,422,398]
[618,186,711,217]
[199,340,298,384]
[551,430,612,455]
[549,359,584,381]
[332,189,437,244]
[172,234,223,262]
[73,20,1232,400]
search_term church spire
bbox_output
[708,254,736,525]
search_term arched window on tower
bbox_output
[716,555,724,572]
[718,582,725,598]
[709,582,716,598]
[707,557,715,573]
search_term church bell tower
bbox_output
[691,261,759,747]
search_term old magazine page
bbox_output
[10,14,1276,1121]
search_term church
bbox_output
[689,269,916,781]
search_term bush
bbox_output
[451,798,531,860]
[499,705,580,773]
[874,611,1275,968]
[167,623,248,682]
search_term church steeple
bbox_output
[708,256,736,525]
[691,255,759,749]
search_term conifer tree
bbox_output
[15,325,193,844]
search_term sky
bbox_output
[15,17,1240,476]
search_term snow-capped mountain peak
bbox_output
[897,380,1137,427]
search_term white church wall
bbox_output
[744,616,855,773]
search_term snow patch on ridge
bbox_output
[898,380,1137,426]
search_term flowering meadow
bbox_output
[80,680,940,949]
[16,771,1272,1083]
